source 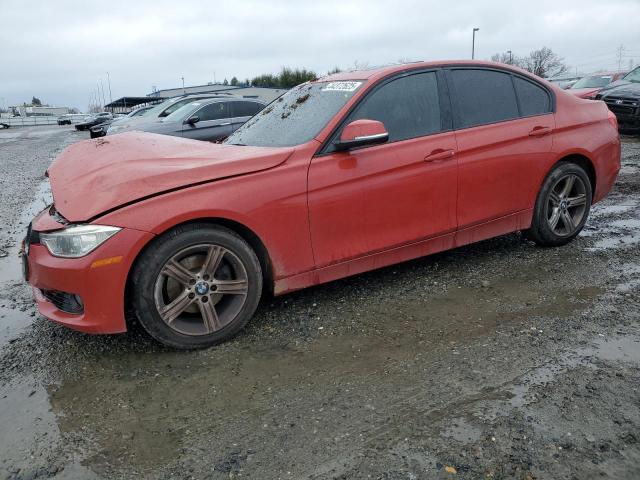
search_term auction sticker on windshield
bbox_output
[322,81,362,92]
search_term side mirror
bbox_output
[185,116,200,125]
[334,119,389,151]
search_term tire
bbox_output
[524,162,592,247]
[130,224,263,349]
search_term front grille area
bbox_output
[607,104,637,115]
[604,96,639,116]
[41,289,84,314]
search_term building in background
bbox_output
[147,83,287,103]
[16,106,69,116]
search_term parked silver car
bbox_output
[111,98,265,142]
[106,93,235,135]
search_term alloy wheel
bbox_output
[153,244,249,336]
[546,173,588,237]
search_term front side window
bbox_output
[225,81,364,147]
[451,69,519,128]
[342,71,442,143]
[513,77,551,117]
[194,102,229,121]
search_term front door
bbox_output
[308,71,458,267]
[182,102,232,142]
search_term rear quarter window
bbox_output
[513,76,551,117]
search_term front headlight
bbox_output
[107,124,124,134]
[40,225,121,258]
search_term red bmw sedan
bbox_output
[24,61,621,349]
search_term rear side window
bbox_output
[196,102,229,121]
[513,77,551,117]
[231,101,263,117]
[346,71,442,143]
[451,69,519,128]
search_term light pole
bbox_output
[472,27,480,59]
[507,50,513,64]
[106,72,113,104]
[181,76,185,93]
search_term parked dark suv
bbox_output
[596,66,640,131]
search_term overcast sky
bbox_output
[1,0,639,111]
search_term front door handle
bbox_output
[424,149,456,162]
[528,126,552,137]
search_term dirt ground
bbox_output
[0,126,639,480]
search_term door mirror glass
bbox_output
[334,119,389,151]
[185,116,200,125]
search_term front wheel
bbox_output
[130,224,263,349]
[524,163,592,247]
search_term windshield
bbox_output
[142,97,195,118]
[163,101,203,122]
[129,107,151,117]
[225,81,364,147]
[571,75,613,89]
[622,67,640,83]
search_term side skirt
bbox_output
[273,209,533,296]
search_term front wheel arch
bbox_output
[124,217,274,329]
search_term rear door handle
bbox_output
[528,126,552,137]
[424,149,456,162]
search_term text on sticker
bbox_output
[322,81,362,92]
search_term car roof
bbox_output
[317,60,543,84]
[186,97,264,104]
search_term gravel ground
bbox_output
[0,127,639,480]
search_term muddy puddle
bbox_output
[0,181,52,348]
[38,262,607,476]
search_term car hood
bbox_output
[600,81,640,98]
[568,87,600,98]
[47,132,294,222]
[107,116,157,134]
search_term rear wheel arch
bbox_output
[550,154,596,195]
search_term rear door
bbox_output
[229,101,264,131]
[447,68,554,228]
[182,102,232,141]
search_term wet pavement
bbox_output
[0,127,639,479]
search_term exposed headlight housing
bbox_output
[106,124,124,134]
[40,225,121,258]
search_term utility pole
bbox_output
[99,79,106,108]
[617,44,625,72]
[507,50,512,64]
[106,72,113,104]
[181,76,185,93]
[472,28,480,60]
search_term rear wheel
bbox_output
[525,163,592,247]
[130,224,262,349]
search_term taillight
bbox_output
[607,111,618,131]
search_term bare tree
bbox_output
[352,60,370,70]
[490,52,521,66]
[520,47,567,78]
